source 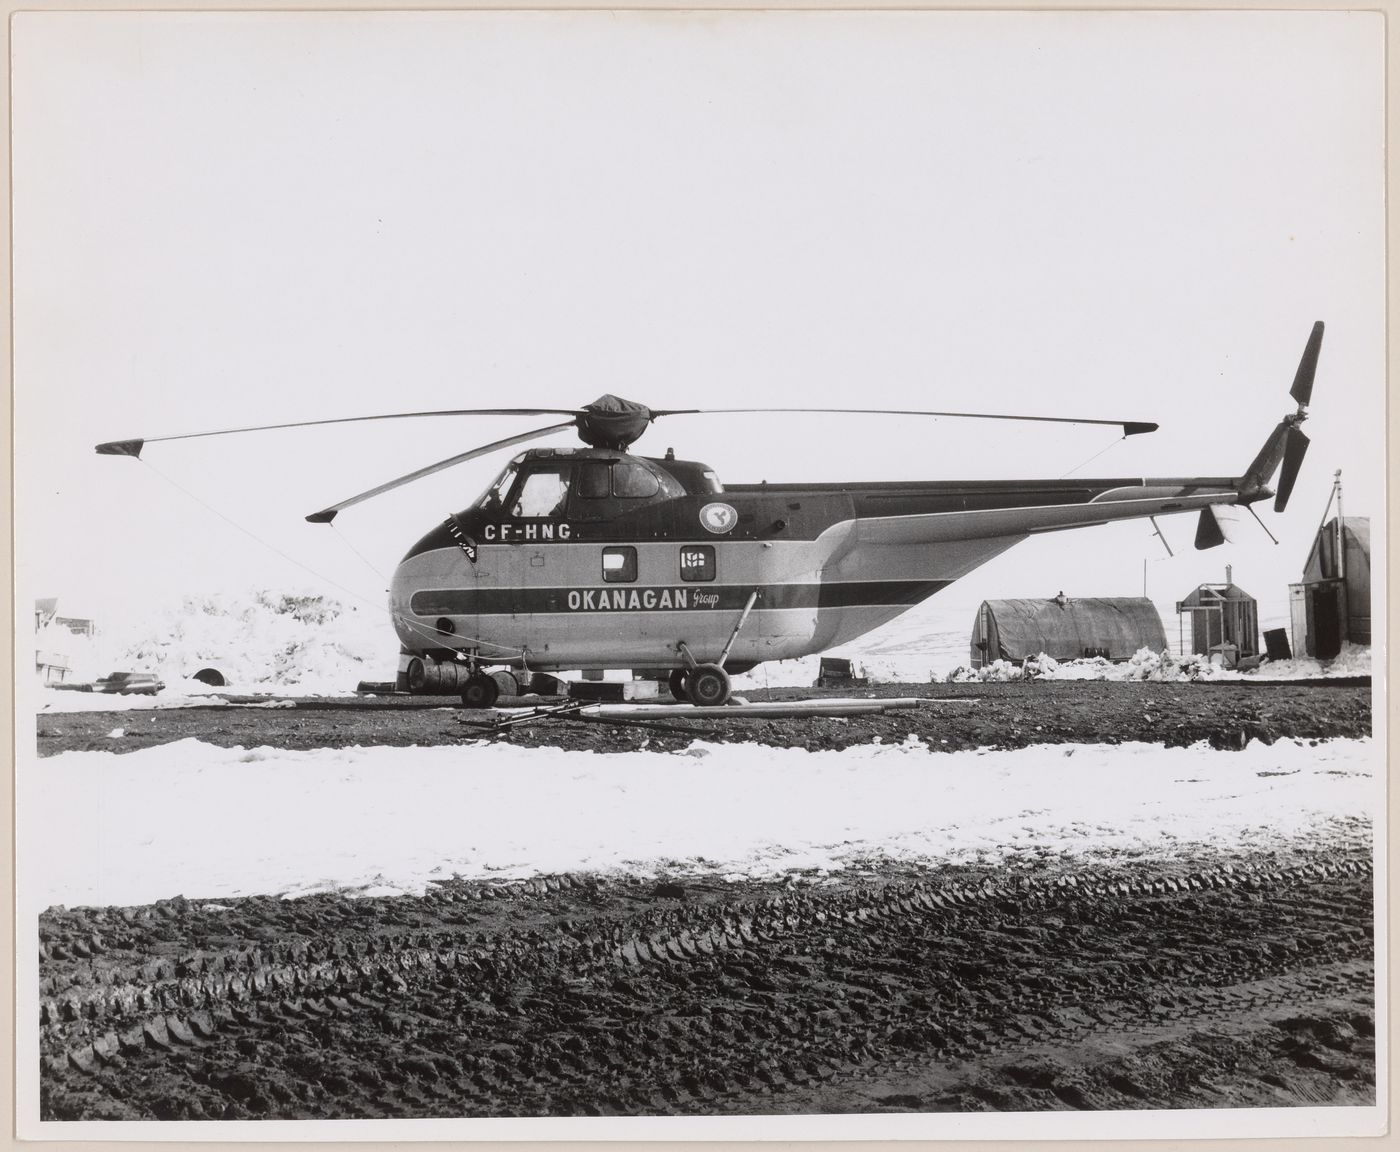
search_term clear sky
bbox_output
[13,10,1385,643]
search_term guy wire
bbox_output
[331,522,389,581]
[1059,434,1126,480]
[136,459,526,660]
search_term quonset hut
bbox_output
[1290,516,1370,658]
[970,596,1167,669]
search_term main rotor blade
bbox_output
[649,407,1158,436]
[1290,321,1324,407]
[97,408,584,458]
[305,421,577,523]
[1274,426,1310,512]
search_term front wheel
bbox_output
[460,673,500,709]
[685,663,731,707]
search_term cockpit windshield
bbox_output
[477,461,519,512]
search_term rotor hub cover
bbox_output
[577,394,653,449]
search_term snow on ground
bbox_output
[24,736,1375,908]
[36,691,236,714]
[35,588,398,696]
[1240,642,1373,680]
[35,692,303,714]
[738,642,1371,690]
[945,644,1373,684]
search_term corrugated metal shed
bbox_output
[970,597,1167,668]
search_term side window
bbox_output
[613,462,660,499]
[679,545,716,582]
[602,546,637,583]
[578,461,610,499]
[510,468,570,517]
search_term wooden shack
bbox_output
[1176,577,1259,663]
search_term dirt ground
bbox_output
[36,678,1373,758]
[39,846,1375,1120]
[35,680,1375,1120]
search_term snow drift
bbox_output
[25,735,1375,908]
[35,589,398,696]
[942,644,1372,684]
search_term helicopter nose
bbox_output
[389,538,475,653]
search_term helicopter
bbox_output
[97,322,1322,708]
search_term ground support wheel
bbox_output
[490,670,522,699]
[528,672,563,696]
[685,663,732,707]
[460,673,500,709]
[668,668,690,701]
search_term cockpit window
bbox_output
[577,461,611,499]
[477,463,518,511]
[576,460,662,499]
[511,468,571,518]
[613,462,661,499]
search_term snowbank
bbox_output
[943,644,1372,684]
[946,648,1227,683]
[33,589,398,696]
[24,736,1376,907]
[1242,642,1373,681]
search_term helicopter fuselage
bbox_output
[89,323,1321,701]
[388,446,1246,678]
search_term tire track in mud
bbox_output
[39,850,1375,1119]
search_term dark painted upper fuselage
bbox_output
[401,446,1238,560]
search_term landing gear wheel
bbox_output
[460,673,500,709]
[685,663,731,707]
[668,668,690,701]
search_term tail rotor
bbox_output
[1238,321,1322,513]
[1289,319,1324,408]
[1274,425,1311,512]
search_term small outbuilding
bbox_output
[34,597,91,685]
[1176,572,1259,664]
[970,596,1167,668]
[1290,516,1370,659]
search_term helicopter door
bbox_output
[496,463,573,640]
[569,459,669,520]
[508,466,572,521]
[570,460,620,521]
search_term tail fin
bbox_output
[1195,506,1227,549]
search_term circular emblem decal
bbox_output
[699,502,738,534]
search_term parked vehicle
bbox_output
[94,671,164,696]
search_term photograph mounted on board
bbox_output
[12,7,1385,1139]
